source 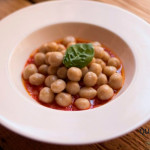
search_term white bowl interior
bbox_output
[9,22,135,105]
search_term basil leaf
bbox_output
[63,43,94,68]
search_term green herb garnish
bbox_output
[63,43,94,68]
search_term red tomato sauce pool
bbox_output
[22,39,125,111]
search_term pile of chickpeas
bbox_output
[22,36,123,110]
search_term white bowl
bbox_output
[0,0,150,145]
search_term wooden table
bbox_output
[0,0,150,149]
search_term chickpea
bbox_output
[23,64,38,80]
[34,52,45,66]
[66,81,80,95]
[103,66,117,77]
[75,98,90,110]
[81,67,88,77]
[95,58,106,69]
[67,42,76,48]
[89,63,102,76]
[51,79,66,93]
[102,51,110,62]
[48,52,63,67]
[61,49,66,55]
[57,44,66,52]
[38,43,49,53]
[67,67,82,82]
[97,84,114,100]
[108,57,121,68]
[38,64,48,75]
[83,72,97,86]
[62,36,76,46]
[47,66,58,75]
[47,42,58,52]
[56,92,72,107]
[57,67,67,79]
[88,57,96,66]
[109,73,123,89]
[79,87,97,99]
[45,52,51,64]
[39,87,54,103]
[94,46,104,59]
[92,41,101,47]
[29,73,45,86]
[97,73,107,86]
[45,75,58,87]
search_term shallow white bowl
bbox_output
[0,0,150,145]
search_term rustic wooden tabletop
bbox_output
[0,0,150,150]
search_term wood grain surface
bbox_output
[0,0,30,20]
[0,0,150,150]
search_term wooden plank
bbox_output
[30,0,48,2]
[0,0,31,20]
[102,121,150,150]
[0,121,149,149]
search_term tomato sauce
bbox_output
[22,38,125,111]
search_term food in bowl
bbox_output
[22,36,125,111]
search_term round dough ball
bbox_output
[51,79,66,93]
[97,84,114,100]
[45,75,58,87]
[92,41,101,47]
[29,73,45,86]
[38,43,49,53]
[88,57,96,66]
[61,49,66,55]
[47,42,58,52]
[34,52,45,66]
[23,64,38,80]
[97,73,108,86]
[57,67,67,79]
[45,52,51,64]
[95,58,106,69]
[75,98,90,110]
[39,87,54,103]
[83,72,97,86]
[57,44,66,52]
[48,52,63,67]
[38,64,48,75]
[56,92,72,107]
[79,87,97,99]
[108,57,121,68]
[67,42,76,48]
[103,66,117,77]
[94,46,104,59]
[47,66,58,75]
[102,51,110,62]
[66,81,80,95]
[67,67,82,82]
[89,63,102,76]
[81,67,88,77]
[109,73,123,89]
[62,36,76,46]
